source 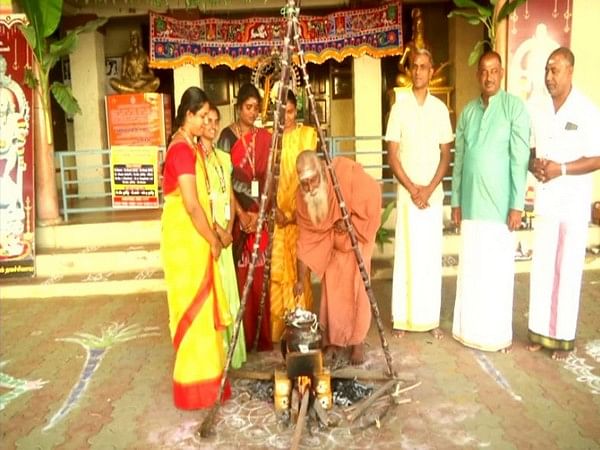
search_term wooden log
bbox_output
[346,379,399,423]
[331,368,416,382]
[312,396,331,427]
[290,389,310,450]
[393,380,422,396]
[229,369,274,381]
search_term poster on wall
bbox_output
[0,14,36,279]
[110,145,160,208]
[105,93,171,209]
[105,92,171,147]
[506,0,572,105]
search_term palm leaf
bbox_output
[452,0,492,17]
[72,17,108,34]
[380,202,395,226]
[50,82,81,116]
[497,0,527,21]
[23,68,38,89]
[17,24,37,56]
[49,33,78,60]
[375,203,395,252]
[468,40,486,66]
[448,10,484,22]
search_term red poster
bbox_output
[506,0,572,103]
[105,92,171,147]
[0,14,35,279]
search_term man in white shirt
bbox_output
[384,48,453,339]
[528,47,600,360]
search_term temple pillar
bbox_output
[70,31,107,196]
[448,17,483,115]
[173,64,203,113]
[352,55,382,180]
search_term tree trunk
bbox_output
[33,87,61,226]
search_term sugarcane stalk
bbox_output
[198,4,296,438]
[252,192,277,352]
[291,18,395,378]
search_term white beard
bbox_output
[303,182,329,225]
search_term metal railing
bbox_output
[55,136,453,221]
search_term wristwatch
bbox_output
[561,163,567,176]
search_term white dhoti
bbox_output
[528,216,587,350]
[392,202,443,331]
[452,220,515,351]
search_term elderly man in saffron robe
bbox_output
[293,151,381,365]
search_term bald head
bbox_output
[548,47,575,67]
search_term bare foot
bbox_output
[527,343,542,352]
[499,344,513,354]
[323,345,340,362]
[391,329,405,338]
[350,343,365,365]
[430,328,444,340]
[551,350,572,361]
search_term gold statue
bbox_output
[110,30,160,94]
[395,8,449,88]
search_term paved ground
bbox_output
[1,270,600,450]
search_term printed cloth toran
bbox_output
[149,2,403,69]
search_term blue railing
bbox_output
[55,136,453,221]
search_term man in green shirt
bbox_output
[450,51,530,352]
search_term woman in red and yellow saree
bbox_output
[270,91,317,342]
[161,87,232,410]
[217,83,273,351]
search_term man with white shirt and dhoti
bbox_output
[451,51,530,353]
[527,47,600,361]
[384,48,453,340]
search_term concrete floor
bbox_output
[1,271,600,449]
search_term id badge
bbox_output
[251,179,259,198]
[224,202,231,221]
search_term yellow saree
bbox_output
[270,125,317,341]
[206,147,247,368]
[161,140,232,410]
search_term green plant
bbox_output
[375,202,395,252]
[17,0,106,142]
[448,0,526,65]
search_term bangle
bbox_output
[561,163,567,176]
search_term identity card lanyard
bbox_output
[178,129,218,226]
[238,125,259,198]
[199,140,230,222]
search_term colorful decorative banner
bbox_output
[506,0,572,104]
[110,145,160,209]
[150,2,403,69]
[0,14,35,279]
